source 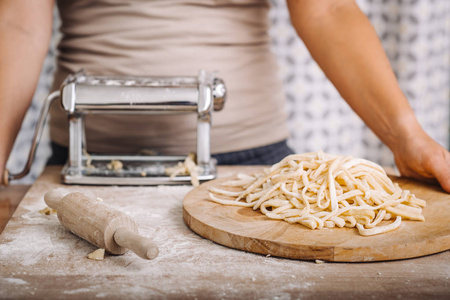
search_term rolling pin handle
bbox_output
[44,190,66,210]
[113,227,159,260]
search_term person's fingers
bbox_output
[394,147,450,191]
[396,161,439,186]
[427,151,450,193]
[1,169,9,186]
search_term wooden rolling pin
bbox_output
[44,190,158,260]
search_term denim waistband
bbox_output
[47,140,294,166]
[212,140,294,165]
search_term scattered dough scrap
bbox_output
[87,248,105,260]
[315,259,325,264]
[107,160,123,171]
[39,207,57,215]
[83,149,93,168]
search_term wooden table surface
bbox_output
[0,166,449,300]
[0,184,29,234]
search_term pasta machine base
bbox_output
[61,155,217,186]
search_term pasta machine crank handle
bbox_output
[2,91,61,185]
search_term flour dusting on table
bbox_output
[1,167,449,299]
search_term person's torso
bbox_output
[50,0,289,155]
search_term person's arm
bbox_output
[286,0,450,192]
[0,0,54,184]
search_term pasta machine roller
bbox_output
[4,70,226,185]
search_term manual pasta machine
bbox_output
[4,70,226,185]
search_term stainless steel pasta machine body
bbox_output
[5,70,226,185]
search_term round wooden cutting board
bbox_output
[183,171,450,262]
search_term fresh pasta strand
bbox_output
[165,152,200,186]
[208,151,426,236]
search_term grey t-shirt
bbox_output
[50,0,289,155]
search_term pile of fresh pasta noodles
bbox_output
[208,151,426,236]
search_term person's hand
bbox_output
[392,129,450,193]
